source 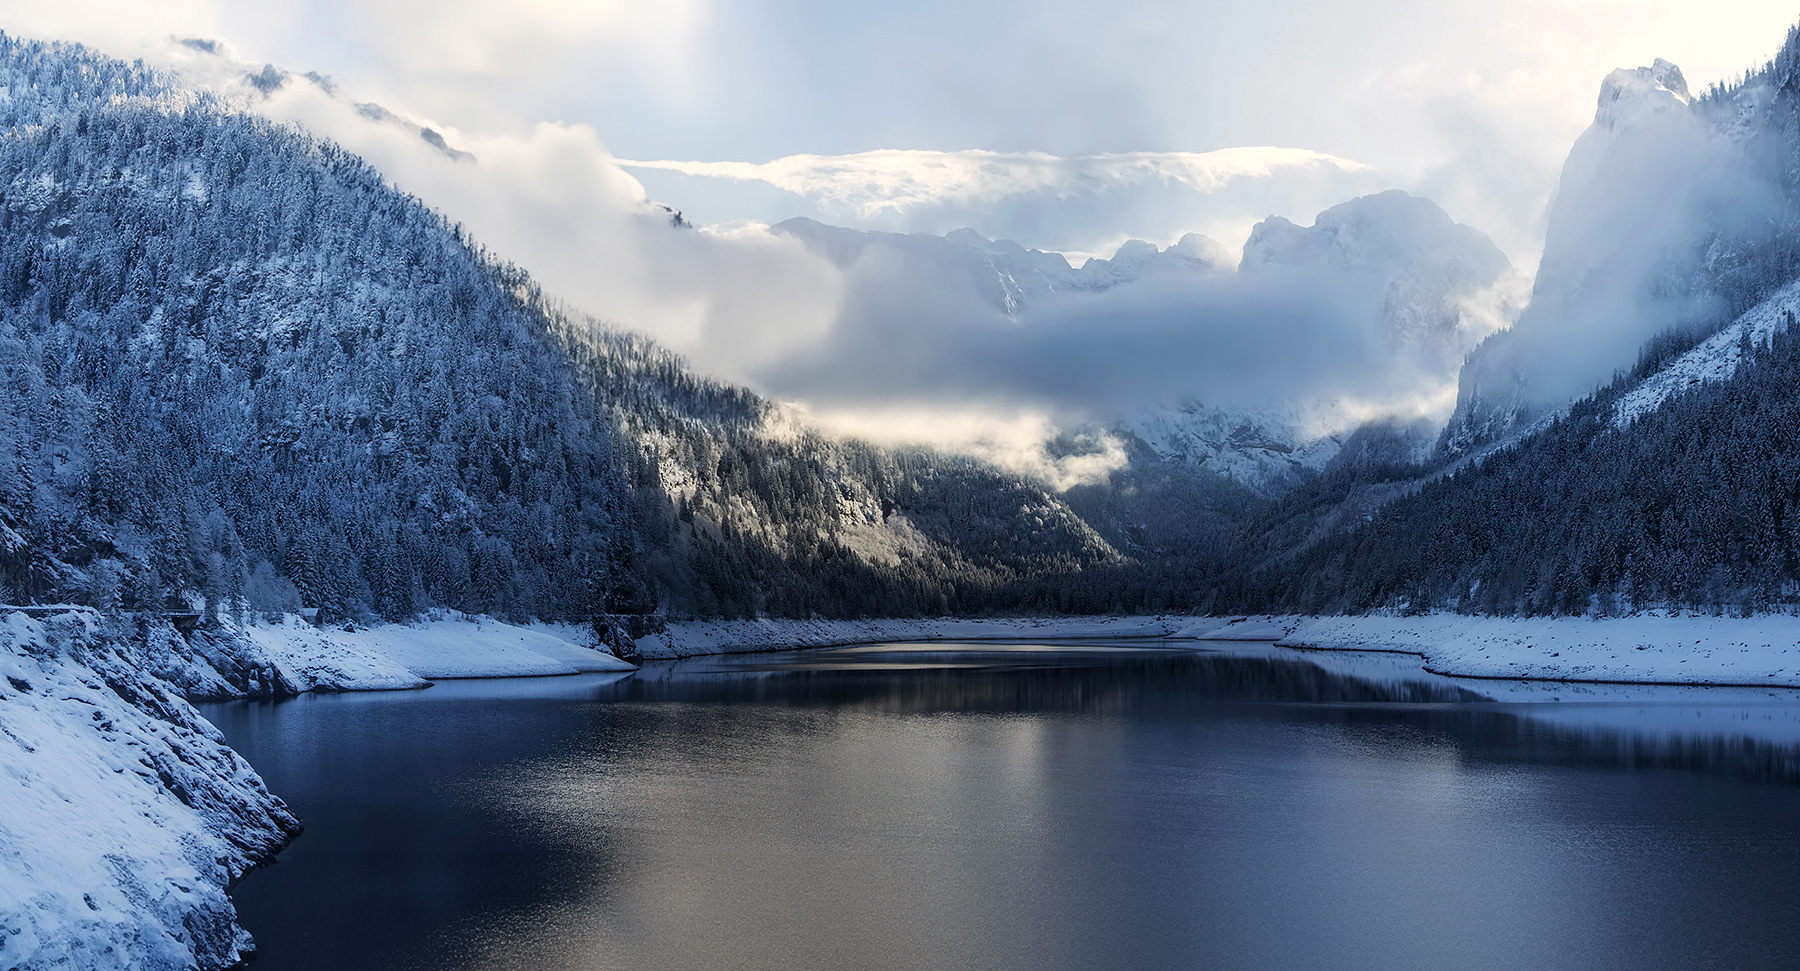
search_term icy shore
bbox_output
[0,610,301,970]
[0,607,634,970]
[17,605,1800,969]
[1272,613,1800,687]
[237,612,636,692]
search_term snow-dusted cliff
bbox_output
[0,610,301,970]
[1443,46,1800,455]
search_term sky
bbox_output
[3,0,1798,479]
[9,0,1797,261]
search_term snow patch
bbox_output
[1612,278,1800,428]
[241,612,635,689]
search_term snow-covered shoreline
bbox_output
[0,611,301,970]
[1272,613,1800,687]
[16,605,1800,969]
[238,612,636,693]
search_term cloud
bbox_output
[797,405,1130,491]
[147,47,845,383]
[620,147,1370,218]
[1450,60,1782,441]
[751,192,1520,452]
[621,147,1385,259]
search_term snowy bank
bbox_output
[0,610,301,970]
[1280,613,1800,687]
[0,608,633,967]
[634,615,1186,659]
[239,613,635,691]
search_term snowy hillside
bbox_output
[1612,278,1800,428]
[1120,402,1344,495]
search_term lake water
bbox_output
[205,641,1800,971]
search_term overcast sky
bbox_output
[8,0,1798,262]
[5,0,1798,480]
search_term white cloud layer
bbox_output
[620,147,1381,259]
[620,148,1369,215]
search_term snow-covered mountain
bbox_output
[776,191,1514,496]
[774,217,1234,317]
[1121,402,1346,493]
[1241,189,1512,360]
[1442,46,1800,454]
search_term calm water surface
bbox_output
[205,641,1800,971]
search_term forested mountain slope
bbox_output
[1232,285,1800,616]
[0,35,1121,631]
[0,37,635,623]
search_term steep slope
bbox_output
[0,37,636,626]
[0,609,300,971]
[570,328,1123,620]
[1444,42,1800,454]
[0,35,1122,634]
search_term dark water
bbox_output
[206,642,1800,971]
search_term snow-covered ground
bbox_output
[239,612,635,691]
[1277,613,1800,687]
[18,603,1800,970]
[0,610,300,970]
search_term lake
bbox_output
[204,641,1800,970]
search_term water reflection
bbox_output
[211,642,1800,971]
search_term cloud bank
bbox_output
[757,192,1523,441]
[621,147,1382,259]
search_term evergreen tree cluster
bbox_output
[0,35,1128,625]
[1231,321,1800,616]
[0,36,637,622]
[557,322,1123,619]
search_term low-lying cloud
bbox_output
[620,148,1385,259]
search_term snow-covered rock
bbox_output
[0,609,300,970]
[1592,58,1692,133]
